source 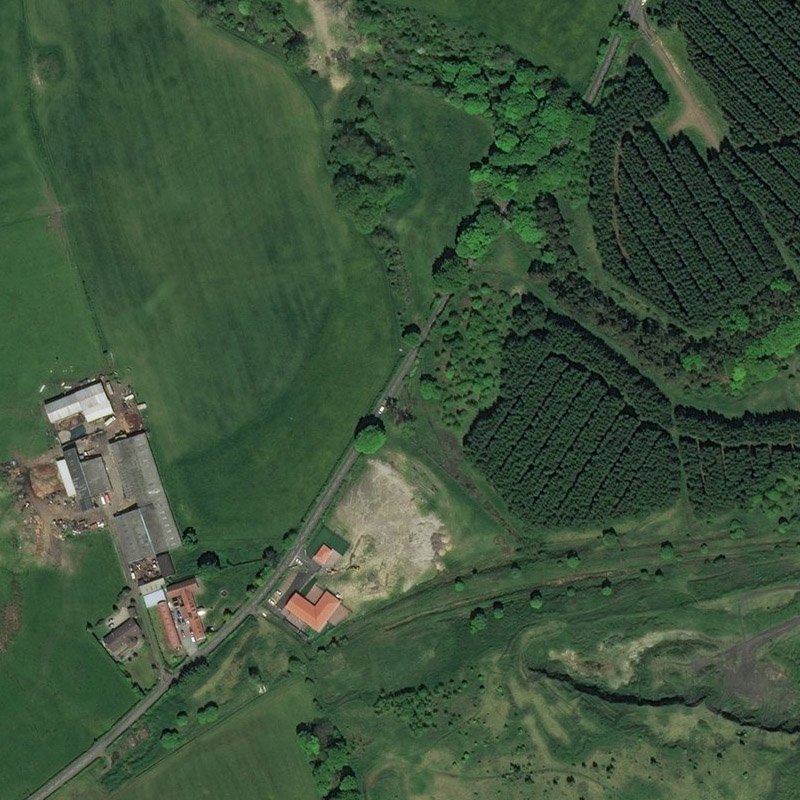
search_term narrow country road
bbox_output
[26,293,451,800]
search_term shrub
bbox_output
[600,579,613,596]
[354,420,386,454]
[197,702,219,725]
[529,590,543,610]
[469,607,487,633]
[160,729,182,750]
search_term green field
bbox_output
[376,0,621,89]
[0,524,136,800]
[26,0,396,559]
[0,0,102,458]
[376,84,492,314]
[53,679,318,800]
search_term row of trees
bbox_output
[719,136,800,262]
[328,95,413,236]
[193,0,308,68]
[373,682,465,733]
[659,0,800,144]
[296,720,362,800]
[612,125,784,328]
[464,304,680,527]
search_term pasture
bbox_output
[0,0,102,458]
[26,0,396,560]
[53,674,319,800]
[110,681,318,800]
[0,524,136,800]
[374,0,621,89]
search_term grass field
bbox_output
[53,679,318,800]
[376,0,621,89]
[114,681,317,800]
[0,0,103,458]
[0,524,136,800]
[376,84,492,315]
[26,0,396,559]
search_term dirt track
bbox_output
[625,0,721,148]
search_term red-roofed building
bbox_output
[157,600,181,651]
[312,543,341,569]
[167,578,206,643]
[283,589,348,633]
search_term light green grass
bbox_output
[54,680,319,800]
[0,527,136,800]
[376,0,621,89]
[376,84,492,315]
[27,0,396,558]
[0,0,103,458]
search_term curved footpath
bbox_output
[26,294,450,800]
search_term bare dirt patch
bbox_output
[303,0,356,90]
[326,459,452,610]
[0,581,22,653]
[648,35,721,149]
[550,630,705,689]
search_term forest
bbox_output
[658,0,800,145]
[464,301,680,528]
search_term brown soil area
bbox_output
[327,459,452,610]
[305,0,354,91]
[0,581,23,653]
[648,35,721,149]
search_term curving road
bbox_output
[26,293,451,800]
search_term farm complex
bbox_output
[31,379,206,660]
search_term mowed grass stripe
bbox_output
[111,681,318,800]
[28,0,396,553]
[0,0,102,457]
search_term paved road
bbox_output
[26,293,451,800]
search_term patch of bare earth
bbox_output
[649,35,721,149]
[0,581,22,653]
[304,0,356,91]
[550,630,705,689]
[326,459,452,610]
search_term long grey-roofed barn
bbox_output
[62,444,93,511]
[108,432,181,553]
[112,506,162,565]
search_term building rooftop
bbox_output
[44,381,113,425]
[312,543,341,568]
[112,505,171,566]
[102,617,142,657]
[156,551,176,580]
[62,444,93,511]
[82,455,111,497]
[283,589,342,633]
[167,579,206,643]
[108,433,180,551]
[142,587,167,608]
